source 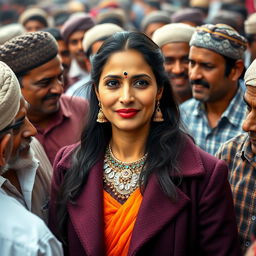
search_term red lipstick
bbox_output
[116,108,139,118]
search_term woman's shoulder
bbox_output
[179,136,228,178]
[53,142,80,170]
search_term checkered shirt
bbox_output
[180,85,247,155]
[216,133,256,253]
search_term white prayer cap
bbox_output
[0,61,21,131]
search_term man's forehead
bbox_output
[245,85,256,97]
[189,46,224,62]
[24,57,62,78]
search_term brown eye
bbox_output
[134,79,149,88]
[106,80,119,88]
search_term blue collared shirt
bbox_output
[180,85,247,155]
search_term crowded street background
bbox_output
[1,0,256,255]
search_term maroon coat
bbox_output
[49,138,241,256]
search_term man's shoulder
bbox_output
[60,94,89,114]
[216,133,247,159]
[54,143,80,170]
[220,133,247,150]
[180,98,198,110]
[0,191,51,239]
[0,191,63,255]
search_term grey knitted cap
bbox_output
[0,31,58,76]
[190,24,247,60]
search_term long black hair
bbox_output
[56,31,186,242]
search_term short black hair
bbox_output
[43,27,63,41]
[24,15,48,27]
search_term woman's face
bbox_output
[96,49,163,134]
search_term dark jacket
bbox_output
[49,138,241,256]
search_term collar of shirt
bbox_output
[193,85,245,127]
[34,95,72,135]
[238,135,256,165]
[0,149,39,210]
[68,58,88,79]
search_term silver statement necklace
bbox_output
[103,145,147,200]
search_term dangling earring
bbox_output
[153,100,164,122]
[97,103,108,123]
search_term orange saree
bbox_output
[103,189,143,256]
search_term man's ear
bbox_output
[229,60,245,81]
[0,134,12,167]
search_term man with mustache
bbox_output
[180,24,247,155]
[2,95,53,223]
[0,61,63,256]
[152,23,195,104]
[0,31,89,164]
[43,27,71,91]
[216,59,256,253]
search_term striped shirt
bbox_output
[216,133,256,253]
[180,85,247,155]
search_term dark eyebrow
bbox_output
[103,75,121,80]
[33,70,64,85]
[132,74,152,80]
[181,55,189,59]
[188,59,212,65]
[103,74,152,80]
[34,77,52,85]
[165,56,174,60]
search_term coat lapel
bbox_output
[68,161,105,256]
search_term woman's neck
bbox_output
[110,127,149,162]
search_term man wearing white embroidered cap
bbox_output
[216,58,256,252]
[0,61,63,256]
[152,23,195,104]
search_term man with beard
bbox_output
[180,24,247,155]
[152,23,195,104]
[0,31,89,164]
[2,96,53,223]
[216,59,256,253]
[0,61,63,256]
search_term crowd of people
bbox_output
[1,0,256,255]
